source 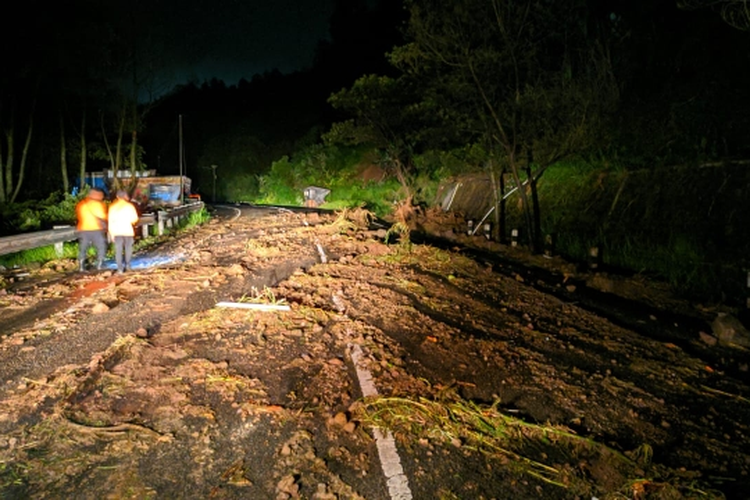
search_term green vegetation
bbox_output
[357,393,722,498]
[524,160,750,301]
[255,144,404,217]
[0,192,80,235]
[183,206,211,227]
[0,243,79,269]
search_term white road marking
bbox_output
[349,343,414,500]
[215,302,290,311]
[215,205,242,222]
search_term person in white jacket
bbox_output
[108,190,139,273]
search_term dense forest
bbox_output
[1,0,748,202]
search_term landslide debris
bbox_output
[0,207,747,499]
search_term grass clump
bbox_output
[0,243,79,269]
[355,393,723,498]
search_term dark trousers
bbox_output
[113,236,134,271]
[78,230,106,265]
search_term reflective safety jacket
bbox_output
[76,198,107,231]
[108,198,139,237]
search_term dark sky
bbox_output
[120,0,339,87]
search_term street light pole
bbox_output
[178,114,184,204]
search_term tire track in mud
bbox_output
[0,256,318,397]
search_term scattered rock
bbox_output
[365,242,390,256]
[276,474,300,498]
[312,483,337,500]
[91,302,110,314]
[226,264,245,276]
[332,412,349,427]
[699,331,718,346]
[587,274,615,293]
[711,313,750,347]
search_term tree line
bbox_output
[1,0,748,243]
[325,0,750,251]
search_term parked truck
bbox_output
[77,170,196,210]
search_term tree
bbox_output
[391,0,618,250]
[326,75,428,196]
[0,94,37,204]
[0,0,48,203]
[678,0,750,29]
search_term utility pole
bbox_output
[179,114,184,204]
[211,164,218,203]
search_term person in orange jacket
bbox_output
[75,188,108,272]
[108,190,140,273]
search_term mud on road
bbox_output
[0,206,748,499]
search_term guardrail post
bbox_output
[52,225,70,257]
[157,211,166,235]
[588,245,602,271]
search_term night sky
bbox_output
[112,0,340,87]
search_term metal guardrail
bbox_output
[0,201,204,257]
[0,227,78,257]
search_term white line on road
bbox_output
[349,343,413,500]
[215,205,242,222]
[215,302,291,311]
